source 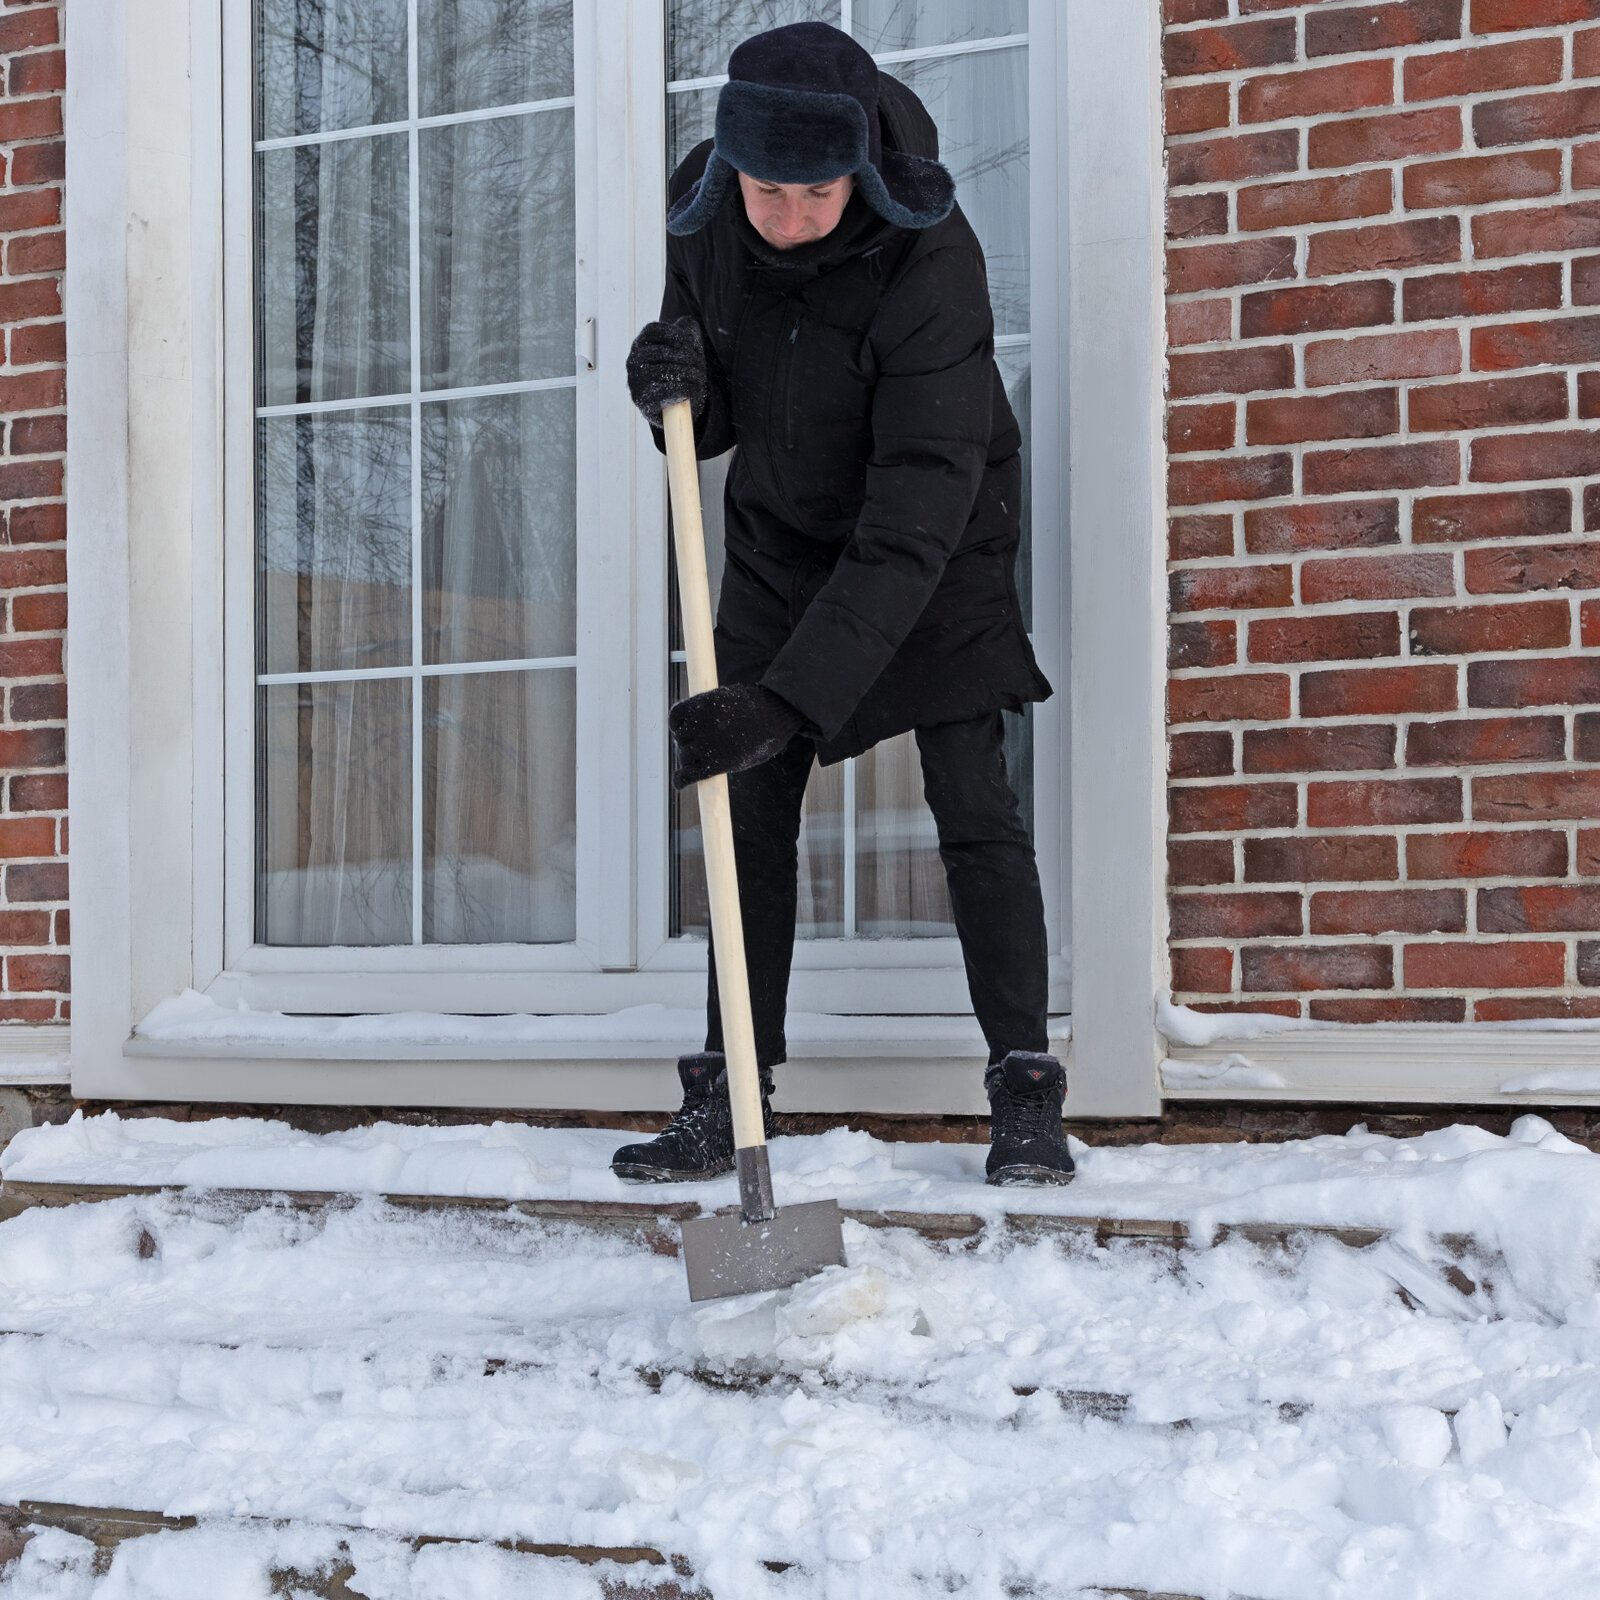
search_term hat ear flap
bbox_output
[854,149,955,230]
[667,151,736,236]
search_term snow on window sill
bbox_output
[127,989,1070,1063]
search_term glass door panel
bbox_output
[665,0,1032,943]
[253,0,578,946]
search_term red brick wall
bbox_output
[0,0,65,1023]
[1165,0,1600,1023]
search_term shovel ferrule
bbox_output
[736,1145,777,1224]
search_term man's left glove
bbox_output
[668,685,806,789]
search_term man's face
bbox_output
[737,172,855,250]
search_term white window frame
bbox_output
[66,0,1168,1115]
[215,1,1069,1015]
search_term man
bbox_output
[611,21,1073,1188]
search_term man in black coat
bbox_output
[611,21,1074,1188]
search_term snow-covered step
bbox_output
[6,1113,1600,1595]
[0,1499,1220,1600]
[0,1174,1489,1260]
[0,1175,1506,1328]
[0,1500,701,1598]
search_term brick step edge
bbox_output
[0,1176,1484,1261]
[0,1500,1221,1600]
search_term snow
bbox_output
[1501,1069,1600,1095]
[1158,991,1318,1047]
[6,1113,1600,1595]
[133,989,1028,1050]
[1161,1054,1289,1090]
[1158,989,1600,1046]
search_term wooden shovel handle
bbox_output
[662,401,767,1155]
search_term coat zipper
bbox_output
[781,307,801,452]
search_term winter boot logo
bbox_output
[1028,1069,1045,1081]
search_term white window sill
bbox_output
[125,991,1071,1064]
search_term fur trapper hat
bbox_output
[666,21,956,237]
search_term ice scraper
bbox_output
[661,399,847,1302]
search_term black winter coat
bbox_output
[657,77,1051,764]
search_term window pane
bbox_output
[424,670,576,942]
[851,0,1026,51]
[667,0,836,82]
[796,761,846,937]
[669,661,846,940]
[419,113,576,390]
[885,47,1028,335]
[419,0,574,116]
[256,138,411,407]
[258,408,412,675]
[1003,702,1033,841]
[667,84,718,176]
[259,678,413,945]
[996,343,1031,630]
[854,732,955,937]
[256,0,408,140]
[255,3,579,949]
[422,391,577,665]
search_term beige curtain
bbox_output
[256,0,579,947]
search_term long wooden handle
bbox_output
[662,401,767,1156]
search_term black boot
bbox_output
[985,1051,1075,1186]
[611,1052,775,1183]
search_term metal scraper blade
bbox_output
[680,1199,847,1302]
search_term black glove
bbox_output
[668,685,806,789]
[626,317,707,423]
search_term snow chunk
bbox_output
[1381,1404,1453,1470]
[610,1449,703,1504]
[1454,1393,1507,1467]
[1156,990,1316,1047]
[1161,1054,1288,1090]
[777,1265,887,1340]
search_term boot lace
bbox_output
[994,1081,1063,1145]
[656,1081,729,1160]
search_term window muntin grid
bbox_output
[252,0,579,947]
[665,0,1032,941]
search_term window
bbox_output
[226,0,1063,1015]
[253,0,579,948]
[665,0,1033,943]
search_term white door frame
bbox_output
[65,0,1170,1115]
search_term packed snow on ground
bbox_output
[4,1115,1600,1596]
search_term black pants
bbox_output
[705,712,1049,1071]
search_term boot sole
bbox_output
[612,1159,735,1184]
[986,1164,1075,1187]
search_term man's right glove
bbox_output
[668,684,806,789]
[626,317,707,423]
